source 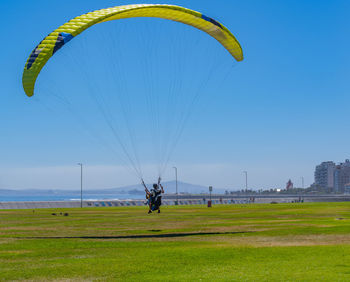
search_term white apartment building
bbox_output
[334,160,350,193]
[314,161,335,190]
[314,159,350,193]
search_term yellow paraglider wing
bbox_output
[22,4,243,97]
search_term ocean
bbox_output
[0,192,145,202]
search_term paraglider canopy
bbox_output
[22,4,243,97]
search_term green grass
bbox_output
[1,202,350,281]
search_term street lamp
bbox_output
[173,166,178,204]
[77,163,83,208]
[243,171,248,193]
[301,176,304,189]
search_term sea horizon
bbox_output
[0,193,144,202]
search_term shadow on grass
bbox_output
[19,231,254,240]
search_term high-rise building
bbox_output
[314,160,350,193]
[334,160,350,193]
[314,161,335,190]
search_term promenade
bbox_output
[1,194,349,209]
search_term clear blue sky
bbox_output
[0,0,349,190]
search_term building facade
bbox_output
[344,183,350,194]
[334,160,350,193]
[286,179,293,190]
[314,161,335,190]
[314,160,350,193]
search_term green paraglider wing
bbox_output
[22,4,243,97]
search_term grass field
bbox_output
[1,202,350,281]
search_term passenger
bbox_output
[153,182,164,213]
[142,178,165,214]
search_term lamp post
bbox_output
[208,186,213,207]
[243,171,248,193]
[77,163,83,208]
[173,166,178,205]
[301,176,304,189]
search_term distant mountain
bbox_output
[0,181,225,198]
[105,181,219,194]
